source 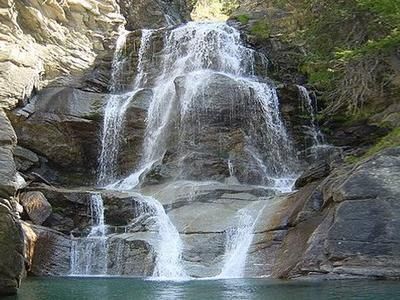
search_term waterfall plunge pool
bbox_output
[6,277,400,300]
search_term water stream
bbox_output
[217,202,267,279]
[70,194,107,275]
[72,21,299,280]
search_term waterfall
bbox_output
[78,21,300,280]
[217,202,266,279]
[132,193,187,280]
[98,29,130,184]
[98,29,153,185]
[114,22,296,190]
[297,85,325,147]
[70,194,108,275]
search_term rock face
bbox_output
[0,0,124,109]
[119,0,191,30]
[0,201,24,295]
[8,87,106,185]
[23,222,72,276]
[0,109,25,295]
[247,147,400,279]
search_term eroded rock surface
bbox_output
[0,201,24,295]
[253,147,400,279]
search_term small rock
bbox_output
[20,191,52,225]
[14,146,39,171]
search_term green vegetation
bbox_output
[236,14,250,25]
[298,0,400,116]
[364,127,400,157]
[346,127,400,163]
[191,0,239,20]
[250,19,270,39]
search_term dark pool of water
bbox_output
[5,277,400,300]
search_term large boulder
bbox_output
[0,201,25,295]
[106,232,156,276]
[9,87,106,185]
[143,72,296,186]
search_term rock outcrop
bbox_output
[0,200,24,295]
[0,0,125,109]
[247,147,400,279]
[0,110,25,295]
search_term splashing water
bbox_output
[132,193,187,280]
[114,22,296,190]
[217,202,266,279]
[70,194,108,275]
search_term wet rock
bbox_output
[102,191,144,226]
[0,202,24,295]
[270,147,400,279]
[22,222,71,276]
[119,0,189,31]
[146,72,294,185]
[182,233,225,278]
[20,191,52,225]
[32,186,94,234]
[294,160,331,189]
[117,89,152,176]
[9,87,106,185]
[106,232,156,276]
[145,181,275,277]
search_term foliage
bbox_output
[236,14,250,25]
[250,19,270,39]
[191,0,239,20]
[299,0,400,115]
[364,127,400,157]
[345,127,400,164]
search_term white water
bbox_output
[297,85,324,147]
[98,29,130,184]
[114,22,295,190]
[88,22,299,280]
[132,193,187,280]
[217,202,266,278]
[70,194,108,275]
[98,29,153,185]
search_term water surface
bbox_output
[6,277,400,300]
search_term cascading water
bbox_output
[87,21,299,280]
[98,29,130,184]
[71,194,107,275]
[98,29,154,185]
[297,85,324,147]
[114,22,296,190]
[217,202,267,279]
[132,193,187,280]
